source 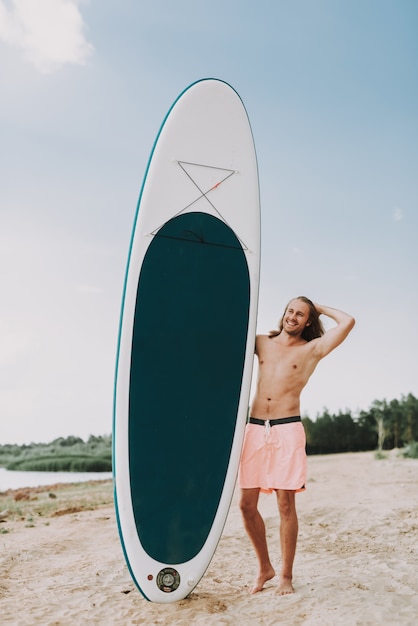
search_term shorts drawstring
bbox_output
[264,419,271,441]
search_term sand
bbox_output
[1,451,417,625]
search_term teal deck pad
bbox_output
[128,212,250,564]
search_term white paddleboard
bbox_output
[113,78,260,602]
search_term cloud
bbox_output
[0,320,35,367]
[0,0,93,73]
[392,206,403,221]
[344,274,358,282]
[77,284,104,295]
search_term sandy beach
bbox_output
[1,451,417,625]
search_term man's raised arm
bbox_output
[312,304,355,359]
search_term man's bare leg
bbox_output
[276,489,298,595]
[240,488,276,593]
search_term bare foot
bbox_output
[250,567,276,594]
[276,575,294,595]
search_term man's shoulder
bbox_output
[256,333,271,342]
[254,334,270,355]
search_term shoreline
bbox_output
[1,451,417,625]
[0,466,113,492]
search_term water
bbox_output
[0,467,113,491]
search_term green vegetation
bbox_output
[402,441,418,459]
[1,393,418,470]
[0,434,112,472]
[303,393,418,455]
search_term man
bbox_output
[239,297,355,595]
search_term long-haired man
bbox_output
[239,297,355,595]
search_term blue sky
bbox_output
[1,0,417,444]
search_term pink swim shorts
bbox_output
[238,418,307,493]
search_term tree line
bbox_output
[1,394,418,472]
[303,393,418,456]
[0,434,112,472]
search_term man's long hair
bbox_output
[269,296,325,342]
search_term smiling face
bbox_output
[282,298,312,337]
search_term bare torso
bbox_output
[250,334,320,419]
